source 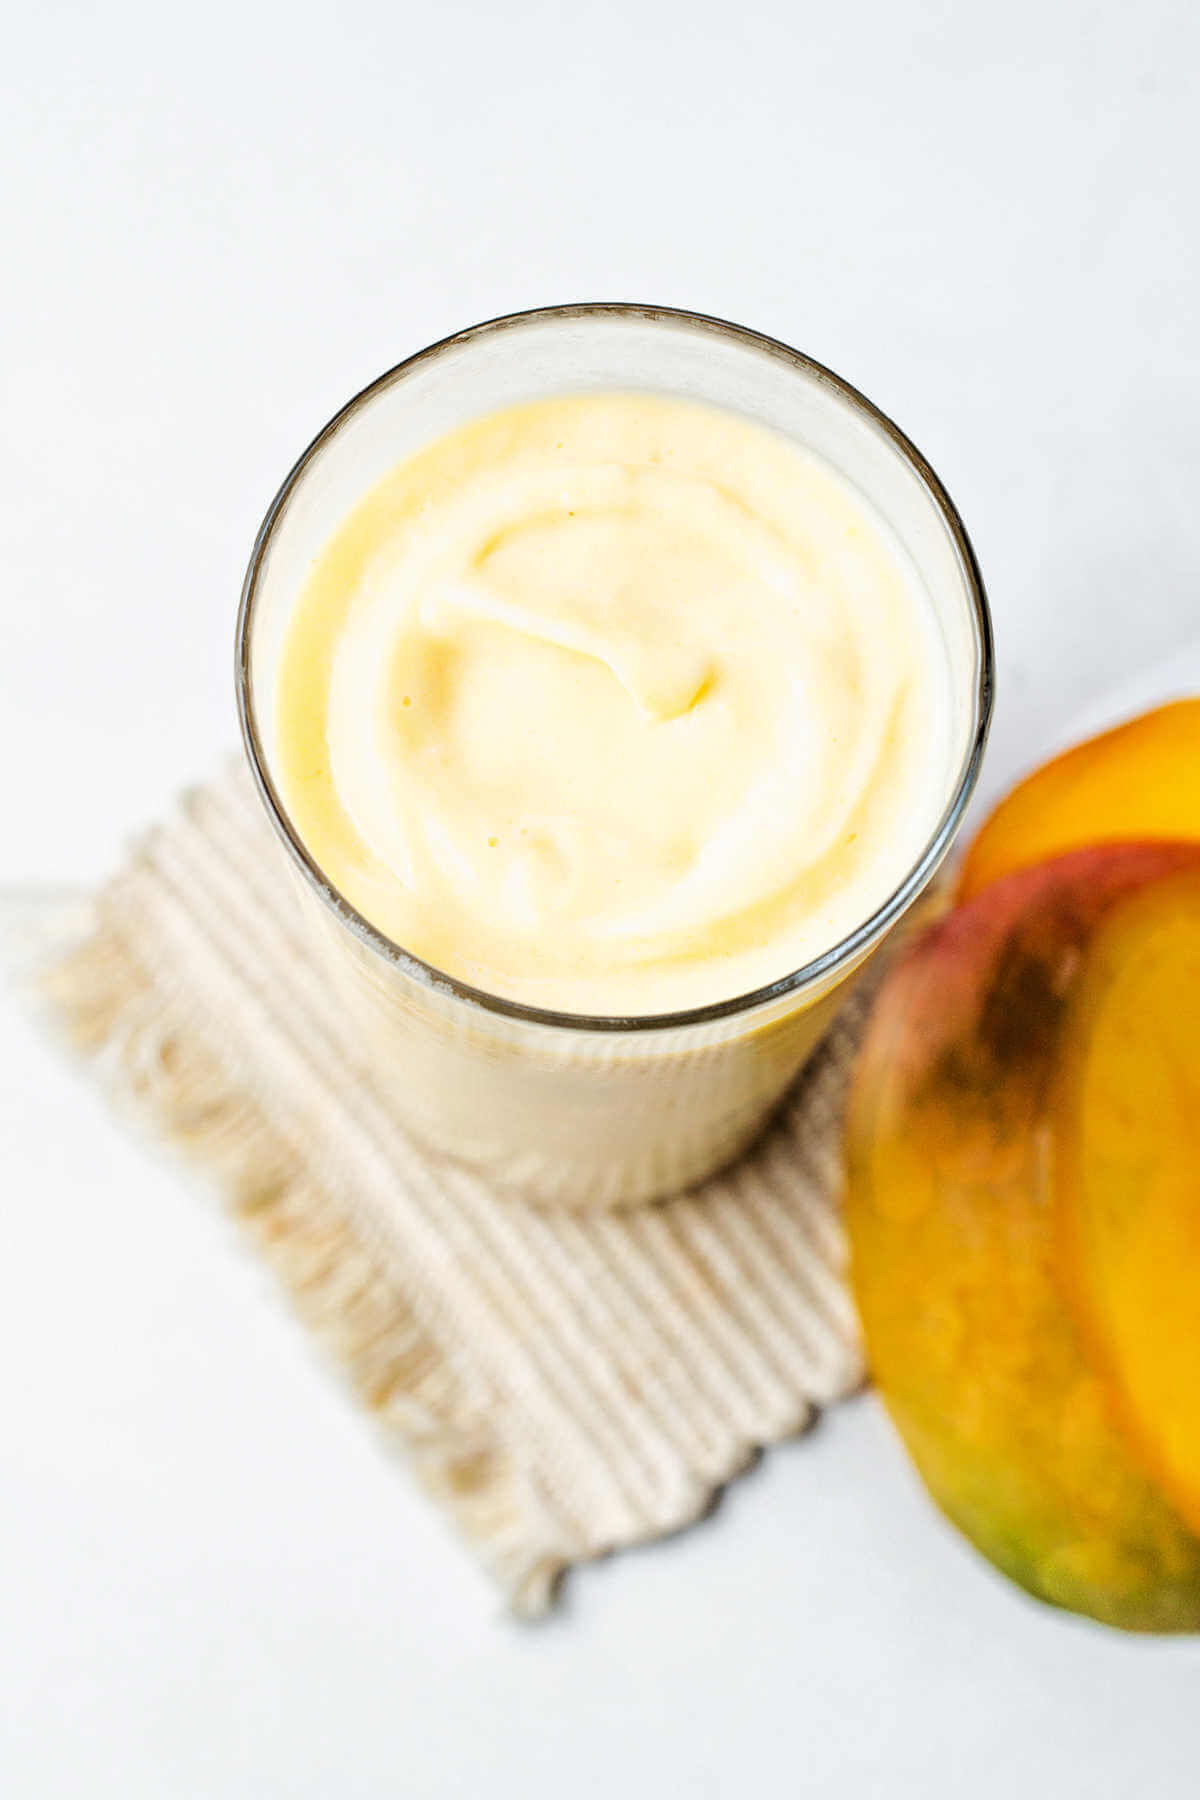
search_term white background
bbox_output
[4,2,1200,1793]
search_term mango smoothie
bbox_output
[238,306,990,1205]
[273,394,954,1017]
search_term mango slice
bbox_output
[1054,870,1200,1539]
[846,841,1200,1630]
[958,699,1200,901]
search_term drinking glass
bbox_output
[237,304,993,1207]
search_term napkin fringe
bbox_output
[32,901,571,1615]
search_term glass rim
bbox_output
[236,301,994,1035]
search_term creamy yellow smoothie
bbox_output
[274,392,954,1016]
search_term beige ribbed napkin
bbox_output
[36,762,866,1613]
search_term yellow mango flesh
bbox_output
[958,699,1200,901]
[1054,872,1200,1539]
[846,842,1200,1629]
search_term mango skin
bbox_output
[958,699,1200,901]
[846,841,1200,1631]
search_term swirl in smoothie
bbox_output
[274,393,954,1013]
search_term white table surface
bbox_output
[4,3,1200,1793]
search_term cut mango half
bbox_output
[1055,868,1200,1538]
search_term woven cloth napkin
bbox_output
[34,762,867,1614]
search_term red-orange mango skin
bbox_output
[847,840,1200,1631]
[958,699,1200,902]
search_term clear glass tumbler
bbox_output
[237,304,992,1208]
